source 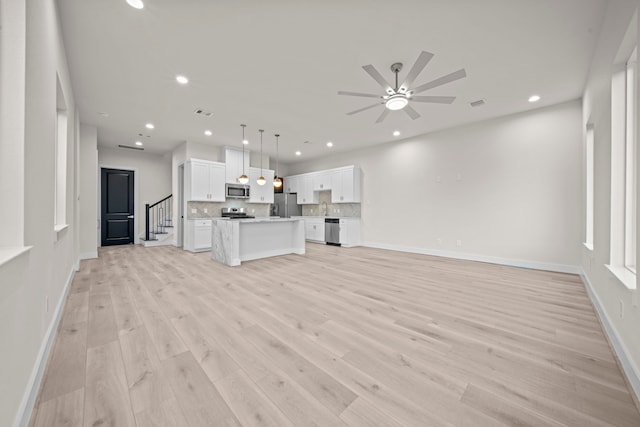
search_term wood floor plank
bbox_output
[118,326,174,414]
[215,369,295,427]
[30,244,640,427]
[38,322,87,402]
[32,388,84,427]
[161,351,241,427]
[84,340,136,427]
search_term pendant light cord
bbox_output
[259,129,264,175]
[275,134,280,177]
[241,124,246,175]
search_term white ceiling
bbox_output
[57,0,607,163]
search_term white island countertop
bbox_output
[211,217,305,266]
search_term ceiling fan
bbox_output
[338,51,467,123]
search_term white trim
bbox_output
[605,264,637,290]
[79,251,98,260]
[583,242,594,252]
[580,269,640,402]
[13,262,77,427]
[98,165,140,245]
[0,246,32,268]
[363,241,581,274]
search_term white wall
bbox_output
[581,0,640,398]
[98,147,172,242]
[289,100,582,270]
[0,0,80,425]
[79,124,97,258]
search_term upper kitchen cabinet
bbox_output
[331,166,361,203]
[297,174,319,205]
[312,171,332,191]
[248,167,275,203]
[222,146,250,184]
[186,159,226,201]
[284,175,299,194]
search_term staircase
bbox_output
[141,194,174,247]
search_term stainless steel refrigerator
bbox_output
[271,193,301,217]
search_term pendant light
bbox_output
[238,124,249,184]
[273,134,283,188]
[256,129,266,185]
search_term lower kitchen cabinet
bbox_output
[338,218,361,247]
[186,219,212,252]
[303,218,325,242]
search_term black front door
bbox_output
[101,168,134,246]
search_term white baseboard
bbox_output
[79,251,97,260]
[580,269,640,402]
[362,241,581,274]
[13,262,77,427]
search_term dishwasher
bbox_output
[324,218,341,246]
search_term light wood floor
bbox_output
[29,243,640,427]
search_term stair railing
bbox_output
[145,194,172,241]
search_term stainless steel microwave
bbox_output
[226,183,250,199]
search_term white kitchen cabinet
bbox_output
[187,159,226,201]
[186,219,212,252]
[284,176,299,194]
[331,166,361,203]
[249,167,275,203]
[339,218,361,247]
[313,171,332,191]
[297,174,319,205]
[303,218,325,242]
[223,147,250,184]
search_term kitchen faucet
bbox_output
[321,201,328,216]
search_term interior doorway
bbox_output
[177,164,184,247]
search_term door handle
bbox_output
[127,215,134,219]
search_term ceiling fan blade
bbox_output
[412,68,467,94]
[338,91,381,98]
[362,64,393,94]
[346,103,381,115]
[403,105,421,120]
[400,50,434,92]
[410,95,456,104]
[375,108,391,123]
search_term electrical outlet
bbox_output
[251,209,255,213]
[619,299,624,319]
[437,238,443,246]
[204,208,208,213]
[191,208,196,214]
[337,208,340,213]
[456,240,462,247]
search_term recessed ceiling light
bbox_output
[176,75,189,84]
[393,130,401,137]
[295,151,301,156]
[135,141,143,146]
[242,139,249,145]
[204,130,212,136]
[126,0,144,9]
[326,142,333,147]
[98,112,109,117]
[145,123,154,129]
[528,95,541,103]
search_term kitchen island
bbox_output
[211,217,305,266]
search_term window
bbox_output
[55,75,68,230]
[585,124,594,250]
[608,46,637,289]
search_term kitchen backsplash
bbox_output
[301,191,361,217]
[187,201,270,219]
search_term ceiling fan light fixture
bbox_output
[385,94,409,111]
